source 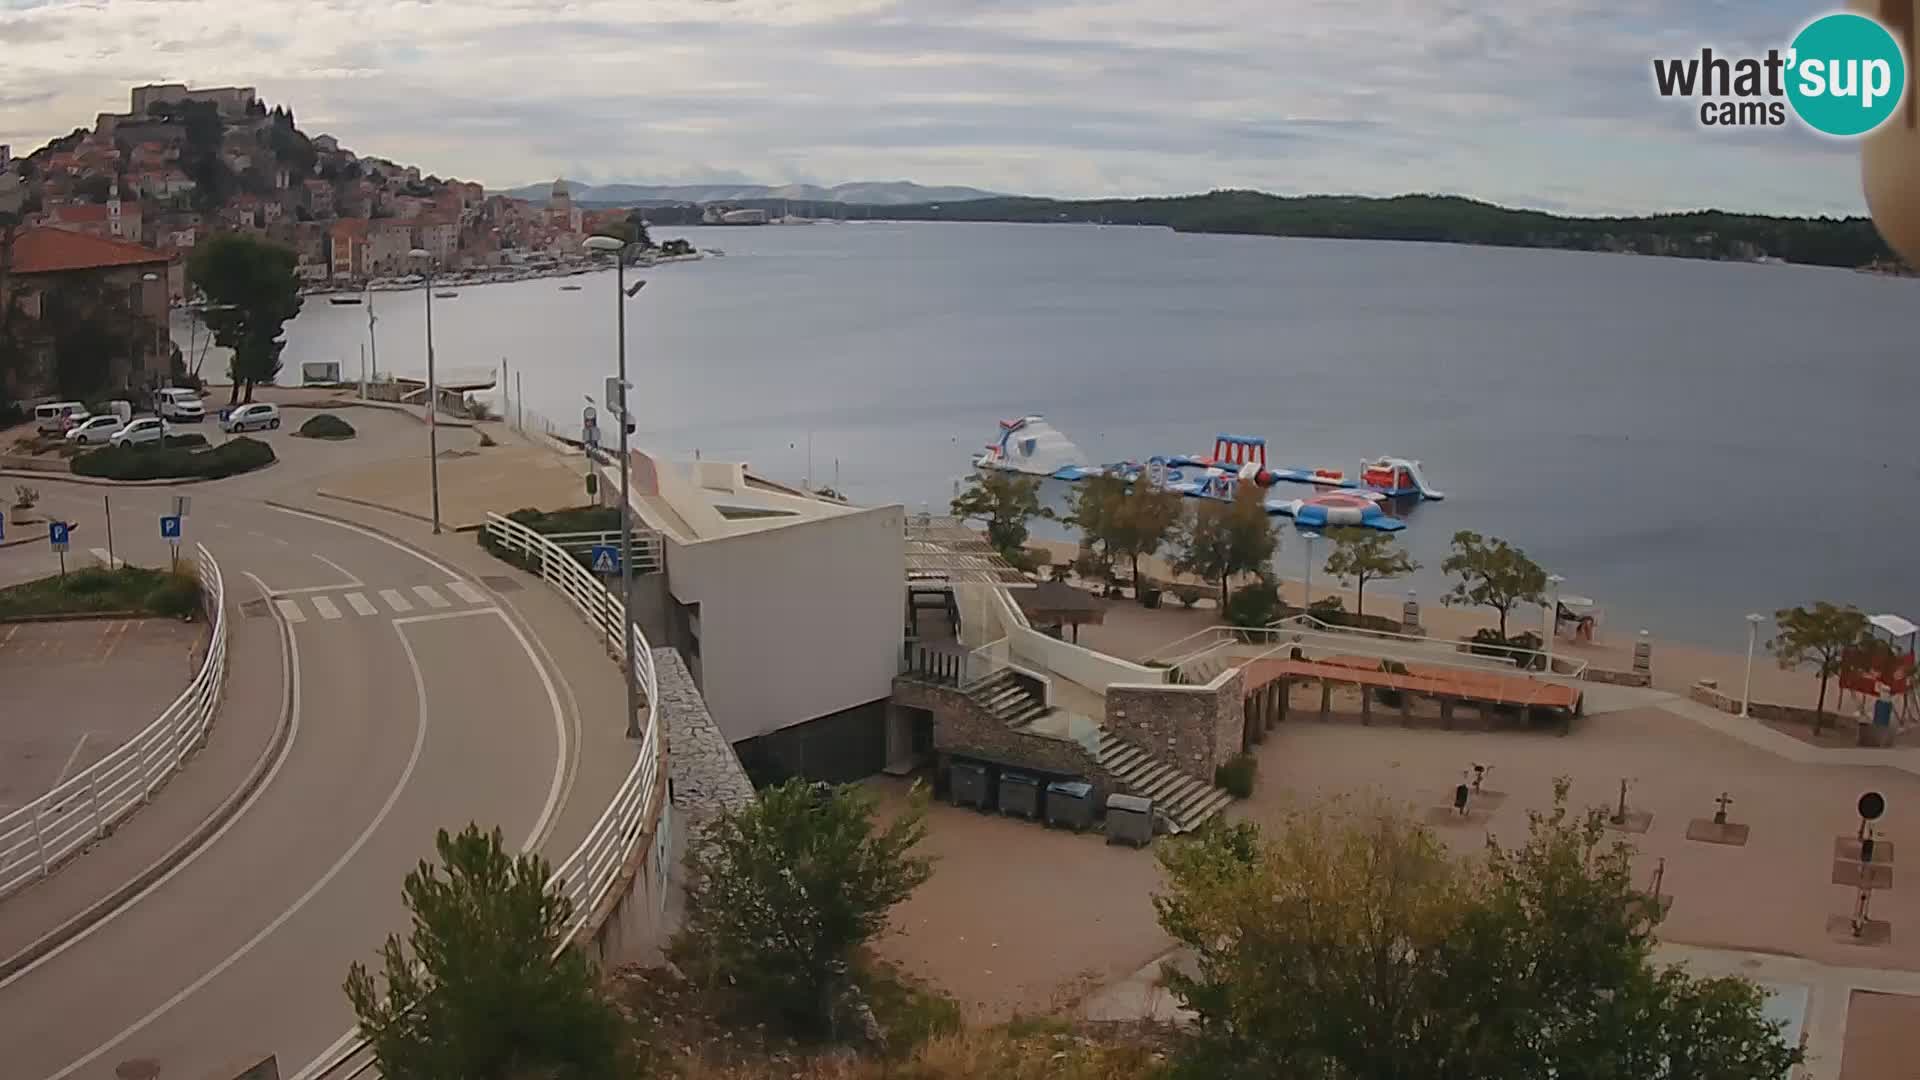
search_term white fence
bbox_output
[309,513,667,1080]
[540,529,664,575]
[0,544,227,900]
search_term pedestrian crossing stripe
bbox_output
[446,580,487,605]
[345,592,378,616]
[311,595,342,620]
[412,584,451,609]
[379,589,412,613]
[267,583,487,622]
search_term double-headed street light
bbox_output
[583,233,649,740]
[408,249,441,534]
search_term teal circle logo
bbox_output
[1786,13,1908,136]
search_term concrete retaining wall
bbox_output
[1585,667,1652,688]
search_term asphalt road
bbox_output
[0,425,588,1080]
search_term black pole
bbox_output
[103,494,114,570]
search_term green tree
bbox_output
[74,174,115,204]
[951,471,1051,569]
[1154,785,1803,1080]
[1174,485,1276,606]
[1770,601,1872,729]
[1065,473,1124,573]
[1441,529,1546,639]
[188,232,303,404]
[1321,527,1419,619]
[673,779,933,1036]
[343,824,626,1080]
[1072,474,1184,590]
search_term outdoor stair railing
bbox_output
[306,513,668,1080]
[0,543,227,900]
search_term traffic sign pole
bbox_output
[104,494,114,571]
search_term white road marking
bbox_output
[273,598,306,623]
[446,579,487,605]
[344,592,377,617]
[412,584,451,609]
[214,522,231,530]
[0,569,302,992]
[312,553,363,587]
[43,588,430,1080]
[379,588,413,613]
[310,595,342,620]
[89,548,123,569]
[267,504,466,579]
[51,733,91,789]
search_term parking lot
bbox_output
[0,618,206,814]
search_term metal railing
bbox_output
[1150,618,1592,686]
[308,514,667,1080]
[0,544,227,900]
[540,529,663,574]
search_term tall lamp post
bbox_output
[1544,573,1565,673]
[408,249,441,534]
[583,233,648,740]
[1742,613,1765,718]
[1299,530,1320,613]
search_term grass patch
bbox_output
[296,414,357,439]
[0,564,202,620]
[72,437,275,482]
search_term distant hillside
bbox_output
[497,180,1005,206]
[849,190,1896,269]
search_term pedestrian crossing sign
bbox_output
[590,544,620,574]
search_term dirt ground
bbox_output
[0,618,206,813]
[865,776,1171,1021]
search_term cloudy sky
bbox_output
[0,0,1877,215]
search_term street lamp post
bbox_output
[1544,573,1566,673]
[584,234,648,740]
[409,249,441,534]
[140,272,164,384]
[1742,613,1764,718]
[1300,530,1320,613]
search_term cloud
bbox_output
[0,0,1876,214]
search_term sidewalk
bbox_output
[314,444,592,530]
[0,575,286,977]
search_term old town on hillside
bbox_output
[0,83,649,404]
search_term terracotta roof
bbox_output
[52,203,110,222]
[9,226,169,274]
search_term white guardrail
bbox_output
[0,543,227,900]
[309,513,666,1080]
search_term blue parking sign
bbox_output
[49,521,70,550]
[590,544,620,574]
[160,515,182,540]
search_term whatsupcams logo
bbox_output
[1652,11,1910,135]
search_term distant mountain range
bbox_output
[494,179,1005,206]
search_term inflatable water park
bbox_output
[973,416,1443,531]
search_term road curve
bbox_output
[0,481,578,1080]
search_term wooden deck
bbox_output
[1242,653,1583,712]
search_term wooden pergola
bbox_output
[1014,580,1106,643]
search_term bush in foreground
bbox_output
[72,436,275,481]
[296,413,357,439]
[345,824,627,1080]
[1212,752,1256,798]
[672,780,933,1038]
[1154,785,1803,1079]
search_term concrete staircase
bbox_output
[1171,650,1231,686]
[1095,730,1234,833]
[965,669,1051,729]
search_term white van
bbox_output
[155,387,205,423]
[33,401,89,435]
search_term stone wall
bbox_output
[893,676,1115,807]
[1584,667,1652,688]
[1105,667,1245,779]
[1688,678,1853,730]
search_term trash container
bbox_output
[999,770,1042,818]
[1106,792,1154,847]
[1045,780,1094,831]
[949,759,993,810]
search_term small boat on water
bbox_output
[328,295,364,306]
[559,284,583,291]
[433,291,459,299]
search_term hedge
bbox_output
[296,414,357,439]
[72,436,275,481]
[0,564,202,620]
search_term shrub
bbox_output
[1308,594,1346,616]
[146,570,203,619]
[1173,584,1205,608]
[296,413,357,439]
[162,433,209,449]
[72,436,275,481]
[13,484,40,509]
[1225,578,1279,629]
[1214,752,1257,798]
[1468,628,1545,669]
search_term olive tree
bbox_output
[1441,529,1546,639]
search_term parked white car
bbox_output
[64,415,125,445]
[220,403,280,433]
[110,417,171,448]
[155,387,206,423]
